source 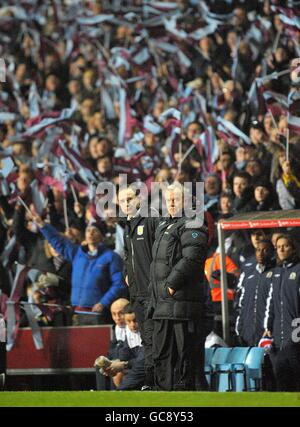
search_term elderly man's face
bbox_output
[110,302,126,328]
[165,189,184,217]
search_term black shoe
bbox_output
[141,385,152,391]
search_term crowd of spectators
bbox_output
[0,0,300,352]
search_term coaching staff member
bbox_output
[149,183,209,391]
[118,186,158,390]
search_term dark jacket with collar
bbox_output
[235,261,275,346]
[264,257,300,349]
[149,216,208,322]
[123,215,159,298]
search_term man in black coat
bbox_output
[149,183,209,391]
[118,187,158,390]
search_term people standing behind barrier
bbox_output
[148,183,209,391]
[235,239,275,347]
[32,214,126,325]
[95,298,129,390]
[264,234,300,391]
[118,186,158,390]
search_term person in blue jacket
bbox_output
[33,215,126,325]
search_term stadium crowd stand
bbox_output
[0,0,300,391]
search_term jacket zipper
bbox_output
[131,239,135,275]
[253,281,259,343]
[280,267,284,350]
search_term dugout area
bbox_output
[217,210,300,342]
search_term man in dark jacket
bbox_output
[264,234,300,391]
[149,183,209,391]
[235,239,275,346]
[33,215,126,325]
[95,298,129,390]
[97,303,145,391]
[118,187,158,390]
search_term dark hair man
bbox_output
[118,186,159,390]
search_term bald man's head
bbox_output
[110,298,130,327]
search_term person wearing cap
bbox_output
[32,215,126,325]
[264,234,300,391]
[253,180,280,211]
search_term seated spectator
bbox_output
[95,298,129,390]
[95,304,145,391]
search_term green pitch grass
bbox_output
[0,391,300,407]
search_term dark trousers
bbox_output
[118,351,146,391]
[95,367,115,390]
[152,319,207,391]
[0,342,6,374]
[131,297,154,386]
[270,343,300,391]
[95,359,145,391]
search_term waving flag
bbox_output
[217,117,251,146]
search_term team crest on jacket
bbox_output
[192,232,199,238]
[289,272,297,280]
[137,225,144,236]
[266,271,273,278]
